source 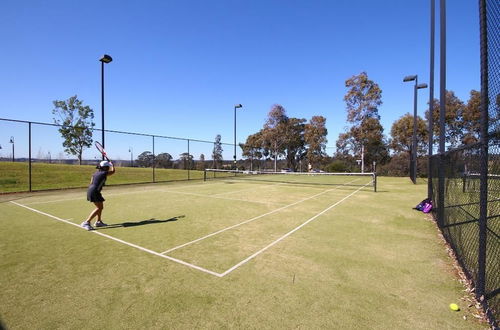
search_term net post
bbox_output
[203,169,207,181]
[373,161,377,192]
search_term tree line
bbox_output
[239,72,482,175]
[51,71,483,176]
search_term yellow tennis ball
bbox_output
[449,303,460,311]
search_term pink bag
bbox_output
[422,202,433,213]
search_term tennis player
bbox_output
[81,160,115,230]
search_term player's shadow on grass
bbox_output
[98,216,185,229]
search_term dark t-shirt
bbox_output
[89,170,108,193]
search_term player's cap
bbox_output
[99,161,112,168]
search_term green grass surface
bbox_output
[0,162,203,192]
[0,177,488,329]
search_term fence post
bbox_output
[152,136,155,183]
[29,122,32,192]
[428,0,436,200]
[477,0,488,303]
[437,0,446,229]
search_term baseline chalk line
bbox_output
[9,201,222,277]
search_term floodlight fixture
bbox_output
[403,75,417,82]
[403,74,428,184]
[99,54,113,63]
[100,54,112,156]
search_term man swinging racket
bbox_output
[81,142,116,231]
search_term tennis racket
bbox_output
[95,141,110,161]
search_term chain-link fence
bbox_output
[0,117,333,193]
[430,0,499,325]
[0,118,253,193]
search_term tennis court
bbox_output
[7,171,375,277]
[0,176,486,329]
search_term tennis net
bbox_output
[203,169,377,192]
[463,172,500,193]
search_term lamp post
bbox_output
[9,136,14,162]
[129,147,133,167]
[403,75,428,184]
[99,54,112,159]
[234,104,243,169]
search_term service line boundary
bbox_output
[161,178,363,254]
[9,201,224,277]
[21,180,284,206]
[10,179,370,278]
[219,182,370,276]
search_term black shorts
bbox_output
[87,189,105,203]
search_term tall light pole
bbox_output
[428,0,436,199]
[99,54,112,159]
[234,104,243,169]
[129,147,133,167]
[9,136,14,162]
[403,75,428,184]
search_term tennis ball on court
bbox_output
[449,303,460,311]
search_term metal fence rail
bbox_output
[0,117,253,193]
[0,117,309,193]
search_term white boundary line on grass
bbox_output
[9,178,372,278]
[21,181,281,206]
[23,188,282,207]
[219,183,369,277]
[161,178,363,254]
[160,190,284,206]
[20,181,220,205]
[212,182,293,196]
[9,201,223,278]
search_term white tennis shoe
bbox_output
[95,221,108,227]
[81,221,94,231]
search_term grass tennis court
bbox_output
[0,177,487,329]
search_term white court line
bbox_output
[21,181,216,205]
[211,181,326,197]
[24,186,283,207]
[22,180,280,206]
[163,190,284,206]
[161,178,363,254]
[211,181,308,197]
[9,201,223,277]
[219,182,370,277]
[213,184,277,196]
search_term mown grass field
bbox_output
[0,162,203,193]
[0,176,489,329]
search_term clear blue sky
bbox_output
[0,0,480,161]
